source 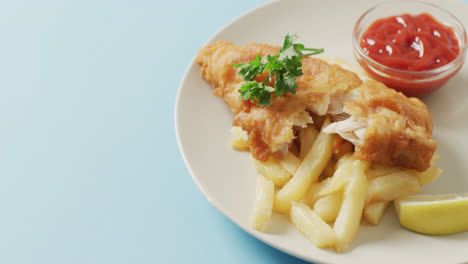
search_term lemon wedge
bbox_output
[395,193,468,235]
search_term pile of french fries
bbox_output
[231,117,441,253]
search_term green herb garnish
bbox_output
[232,34,324,107]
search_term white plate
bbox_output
[175,0,468,263]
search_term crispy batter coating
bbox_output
[345,79,436,171]
[195,41,279,114]
[196,41,436,171]
[232,95,307,160]
[296,58,363,115]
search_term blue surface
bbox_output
[0,0,312,263]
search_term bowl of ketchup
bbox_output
[353,1,467,97]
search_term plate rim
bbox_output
[174,0,468,263]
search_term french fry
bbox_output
[431,152,440,164]
[230,139,249,151]
[363,201,390,225]
[274,118,334,214]
[333,159,368,253]
[279,152,301,175]
[334,140,354,160]
[414,166,442,185]
[289,140,300,157]
[302,177,332,207]
[231,126,248,140]
[366,164,401,179]
[230,126,250,151]
[298,126,319,160]
[313,191,343,223]
[320,158,337,180]
[312,114,326,131]
[290,202,337,248]
[318,154,356,196]
[366,171,421,204]
[360,151,439,180]
[250,175,275,232]
[235,122,439,252]
[251,156,292,187]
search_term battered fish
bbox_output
[196,41,437,171]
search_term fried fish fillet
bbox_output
[196,41,437,171]
[324,79,436,171]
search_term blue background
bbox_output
[6,0,466,263]
[0,0,314,263]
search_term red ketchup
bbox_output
[359,13,461,97]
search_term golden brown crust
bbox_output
[346,80,436,171]
[195,41,279,114]
[196,41,362,161]
[232,95,307,161]
[296,58,363,115]
[196,41,437,171]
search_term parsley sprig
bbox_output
[232,34,324,107]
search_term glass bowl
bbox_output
[353,1,467,97]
